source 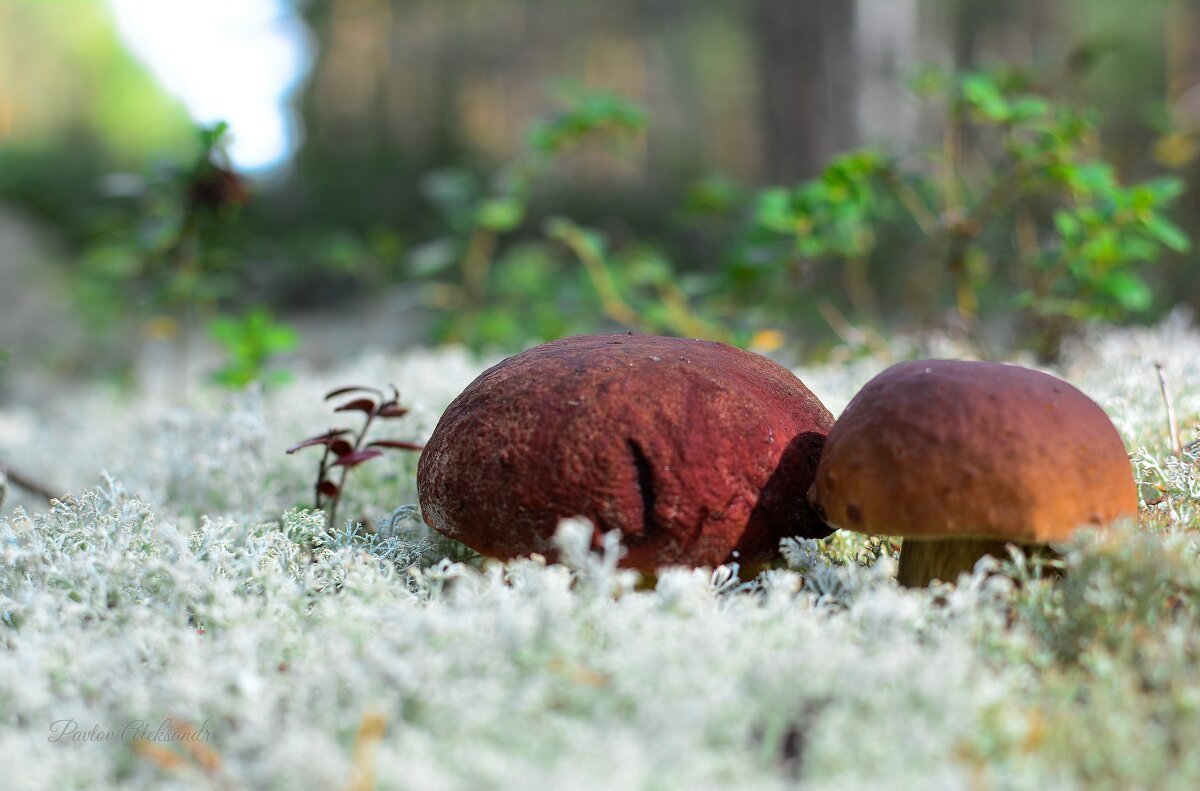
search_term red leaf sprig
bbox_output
[287,384,423,528]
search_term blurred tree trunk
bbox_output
[952,0,985,70]
[750,0,858,182]
[1163,0,1200,306]
[951,0,1037,70]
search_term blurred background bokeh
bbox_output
[2,0,1199,396]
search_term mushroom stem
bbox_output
[896,538,1015,587]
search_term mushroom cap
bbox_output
[417,334,835,570]
[808,359,1138,543]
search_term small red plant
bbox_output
[287,384,423,529]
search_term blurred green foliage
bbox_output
[402,69,1189,358]
[208,307,298,389]
[733,68,1189,356]
[0,0,193,249]
[76,123,249,331]
[0,0,1192,369]
[49,69,1191,367]
[411,87,709,347]
[527,90,647,157]
[63,122,298,391]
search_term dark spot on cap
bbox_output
[847,503,862,524]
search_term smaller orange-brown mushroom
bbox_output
[807,359,1139,587]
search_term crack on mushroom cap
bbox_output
[625,437,662,544]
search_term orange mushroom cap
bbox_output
[808,359,1139,543]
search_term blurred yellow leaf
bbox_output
[143,315,179,341]
[1154,132,1199,169]
[749,329,786,353]
[343,709,386,791]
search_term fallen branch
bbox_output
[0,461,59,502]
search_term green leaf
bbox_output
[1144,176,1185,202]
[199,121,231,149]
[527,89,645,155]
[1068,162,1117,196]
[406,238,460,277]
[263,325,300,353]
[1143,215,1191,252]
[477,197,526,232]
[754,188,794,233]
[544,216,608,259]
[206,307,297,389]
[1054,210,1081,240]
[1008,97,1049,122]
[1100,271,1153,312]
[961,73,1010,121]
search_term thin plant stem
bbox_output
[887,171,938,236]
[1156,362,1182,455]
[455,226,498,340]
[328,410,376,530]
[315,444,332,512]
[817,300,892,360]
[655,282,732,342]
[557,224,654,332]
[843,253,880,323]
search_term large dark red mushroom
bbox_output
[417,334,835,571]
[807,359,1140,587]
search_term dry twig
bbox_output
[1155,362,1182,455]
[0,461,58,503]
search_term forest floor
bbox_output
[2,315,1200,789]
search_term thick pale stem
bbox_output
[896,538,1016,587]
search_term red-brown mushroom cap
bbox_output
[808,359,1139,544]
[417,334,835,570]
